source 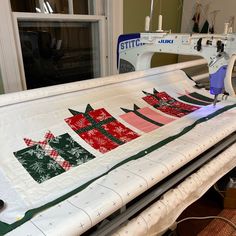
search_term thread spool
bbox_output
[157,15,163,32]
[224,23,229,34]
[145,16,150,32]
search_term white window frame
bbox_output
[105,0,123,75]
[13,13,107,90]
[0,0,22,93]
[0,0,123,93]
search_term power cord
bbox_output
[164,215,236,236]
[177,216,236,230]
[213,183,226,198]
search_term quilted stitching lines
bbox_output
[24,131,72,171]
[65,104,139,153]
[14,131,95,183]
[120,104,175,133]
[142,89,199,117]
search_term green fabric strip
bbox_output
[78,114,124,145]
[190,92,214,102]
[133,109,164,127]
[1,103,235,235]
[178,95,209,106]
[75,117,115,134]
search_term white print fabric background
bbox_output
[112,143,236,236]
[6,110,236,236]
[0,69,235,235]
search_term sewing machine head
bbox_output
[117,1,236,101]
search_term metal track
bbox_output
[90,133,236,236]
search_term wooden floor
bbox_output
[175,168,236,236]
[176,188,223,236]
[197,209,236,236]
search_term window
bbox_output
[18,20,100,89]
[10,0,89,14]
[0,0,123,92]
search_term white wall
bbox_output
[0,69,4,94]
[181,0,236,34]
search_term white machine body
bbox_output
[118,32,236,97]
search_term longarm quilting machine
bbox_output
[0,1,236,235]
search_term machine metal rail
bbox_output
[88,132,236,236]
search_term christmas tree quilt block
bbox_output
[142,89,200,118]
[65,104,140,153]
[14,131,95,183]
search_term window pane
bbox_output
[73,0,89,14]
[11,0,40,13]
[11,0,89,14]
[18,21,100,89]
[11,0,69,13]
[43,0,69,14]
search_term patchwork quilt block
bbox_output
[14,131,95,183]
[24,131,72,171]
[14,145,65,184]
[120,104,175,133]
[1,69,236,235]
[48,133,95,166]
[142,89,200,117]
[178,90,215,106]
[65,104,140,153]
